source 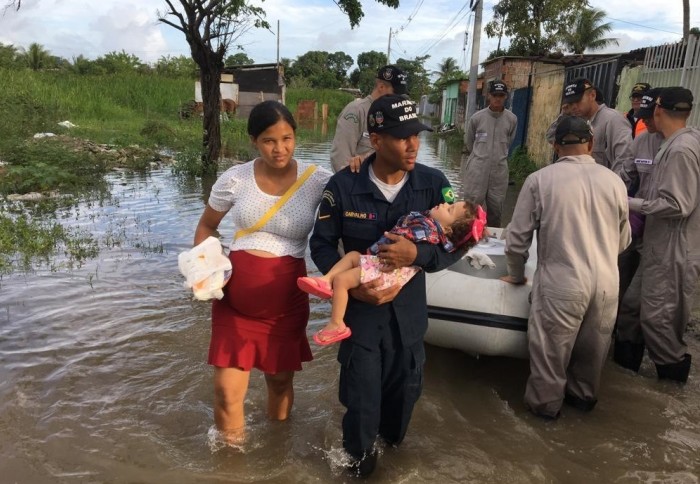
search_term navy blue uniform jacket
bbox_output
[309,156,462,348]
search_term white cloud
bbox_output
[0,0,696,69]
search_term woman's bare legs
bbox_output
[265,371,295,420]
[213,366,250,444]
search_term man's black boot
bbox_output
[564,392,598,412]
[656,353,692,383]
[613,340,645,372]
[347,449,378,478]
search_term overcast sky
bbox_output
[1,0,697,75]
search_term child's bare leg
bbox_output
[328,266,362,328]
[317,251,361,285]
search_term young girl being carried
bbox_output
[298,200,486,345]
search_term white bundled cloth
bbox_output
[178,236,232,301]
[465,247,496,269]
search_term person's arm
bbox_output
[508,113,518,145]
[194,206,227,246]
[330,104,361,173]
[504,176,538,282]
[616,135,641,193]
[545,113,563,145]
[629,146,700,219]
[463,117,476,155]
[608,113,634,176]
[309,179,343,274]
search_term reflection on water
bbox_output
[0,130,698,482]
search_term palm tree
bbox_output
[434,57,460,81]
[563,7,619,54]
[24,43,49,70]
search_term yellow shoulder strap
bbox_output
[234,164,317,241]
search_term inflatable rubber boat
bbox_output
[424,228,537,359]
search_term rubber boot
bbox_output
[347,448,378,479]
[563,392,598,412]
[656,353,692,383]
[613,340,645,372]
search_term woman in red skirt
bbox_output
[192,101,331,444]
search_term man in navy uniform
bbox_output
[310,94,461,477]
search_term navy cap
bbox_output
[630,82,652,97]
[656,86,693,112]
[554,116,593,145]
[563,78,594,104]
[637,88,661,119]
[367,95,433,138]
[377,65,408,95]
[489,80,508,94]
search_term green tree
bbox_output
[395,55,431,99]
[155,54,198,77]
[225,51,254,65]
[430,57,467,106]
[0,43,22,69]
[23,42,50,71]
[159,0,269,170]
[287,50,352,89]
[94,50,145,73]
[485,0,588,56]
[563,8,618,54]
[349,50,388,94]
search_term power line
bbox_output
[606,17,682,37]
[415,6,470,58]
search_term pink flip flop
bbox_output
[313,326,352,346]
[297,276,333,299]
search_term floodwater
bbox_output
[1,130,699,483]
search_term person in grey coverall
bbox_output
[330,65,408,173]
[613,88,664,370]
[502,116,631,419]
[619,87,700,383]
[460,80,517,227]
[560,78,633,172]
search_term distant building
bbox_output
[195,63,286,118]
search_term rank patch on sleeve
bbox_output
[322,189,335,207]
[441,186,455,203]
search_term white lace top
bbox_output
[208,160,332,258]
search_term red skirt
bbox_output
[209,251,312,373]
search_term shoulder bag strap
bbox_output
[234,164,317,241]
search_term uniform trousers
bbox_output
[337,313,425,459]
[525,282,617,417]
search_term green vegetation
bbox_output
[0,213,98,275]
[508,146,539,184]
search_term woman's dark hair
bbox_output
[247,100,297,138]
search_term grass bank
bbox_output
[0,68,353,274]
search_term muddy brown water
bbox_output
[1,132,699,483]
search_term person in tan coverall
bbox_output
[621,87,700,383]
[502,116,631,419]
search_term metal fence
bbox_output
[565,57,622,108]
[639,35,700,128]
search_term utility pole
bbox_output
[387,27,392,62]
[276,20,280,65]
[465,0,483,131]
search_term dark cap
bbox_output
[630,82,651,97]
[377,65,408,95]
[562,78,594,104]
[367,95,433,138]
[489,80,508,94]
[656,86,693,112]
[554,116,593,145]
[637,88,661,119]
